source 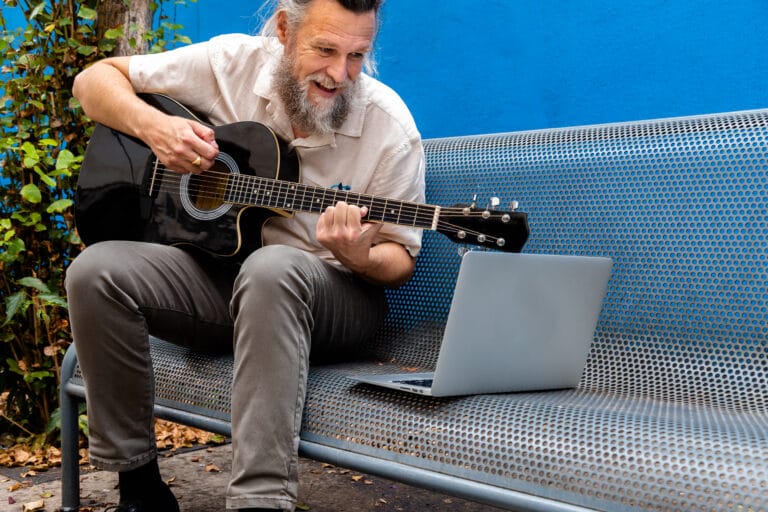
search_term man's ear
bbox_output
[276,10,289,45]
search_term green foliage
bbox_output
[0,0,194,440]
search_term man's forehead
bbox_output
[299,0,377,38]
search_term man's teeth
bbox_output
[316,81,337,92]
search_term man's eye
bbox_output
[350,53,365,60]
[318,47,334,55]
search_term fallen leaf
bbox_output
[295,504,310,511]
[40,491,53,499]
[205,464,221,473]
[351,475,364,482]
[22,500,45,512]
[13,448,32,464]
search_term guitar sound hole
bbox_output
[179,153,237,221]
[189,163,229,211]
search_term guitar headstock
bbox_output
[435,199,529,253]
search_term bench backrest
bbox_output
[373,109,768,413]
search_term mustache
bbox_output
[305,72,352,91]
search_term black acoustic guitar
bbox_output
[75,93,529,261]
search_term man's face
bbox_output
[275,0,376,136]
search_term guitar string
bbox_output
[150,167,509,219]
[147,168,515,242]
[148,169,514,243]
[146,173,508,241]
[151,166,477,218]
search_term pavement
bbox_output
[1,443,507,512]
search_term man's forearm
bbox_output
[73,57,160,139]
[356,242,415,288]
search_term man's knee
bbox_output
[233,245,319,308]
[65,242,119,295]
[239,245,317,283]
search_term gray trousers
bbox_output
[65,241,386,511]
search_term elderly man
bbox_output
[66,0,425,510]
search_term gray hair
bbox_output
[259,0,383,75]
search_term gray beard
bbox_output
[273,53,357,136]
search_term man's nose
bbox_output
[326,55,349,84]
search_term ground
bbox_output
[1,442,508,512]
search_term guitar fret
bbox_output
[399,202,416,227]
[233,174,245,204]
[231,174,439,230]
[236,174,247,204]
[267,179,278,208]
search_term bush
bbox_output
[0,0,193,440]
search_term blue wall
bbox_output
[174,0,768,138]
[8,1,768,138]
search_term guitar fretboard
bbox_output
[226,173,439,230]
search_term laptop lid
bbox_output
[427,251,612,396]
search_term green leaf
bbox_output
[30,2,47,20]
[38,293,68,309]
[24,370,54,383]
[77,6,98,20]
[46,407,62,435]
[0,238,25,264]
[22,141,38,158]
[47,198,74,214]
[5,358,23,375]
[77,45,97,56]
[55,149,80,170]
[34,167,57,187]
[104,28,124,39]
[18,277,50,293]
[21,183,42,203]
[4,292,28,324]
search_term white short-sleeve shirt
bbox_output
[128,34,425,264]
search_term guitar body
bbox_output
[75,93,300,260]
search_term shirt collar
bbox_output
[251,43,368,147]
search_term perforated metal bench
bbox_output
[60,109,768,512]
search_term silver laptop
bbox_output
[349,251,612,396]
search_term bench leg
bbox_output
[60,347,81,511]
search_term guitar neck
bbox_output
[226,173,440,230]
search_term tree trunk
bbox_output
[97,0,154,56]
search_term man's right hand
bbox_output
[142,113,219,175]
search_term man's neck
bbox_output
[292,125,310,139]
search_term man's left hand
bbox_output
[316,201,383,275]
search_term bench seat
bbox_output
[61,108,768,512]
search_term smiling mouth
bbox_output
[314,81,339,94]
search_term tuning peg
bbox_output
[470,194,478,209]
[490,197,500,210]
[510,200,519,211]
